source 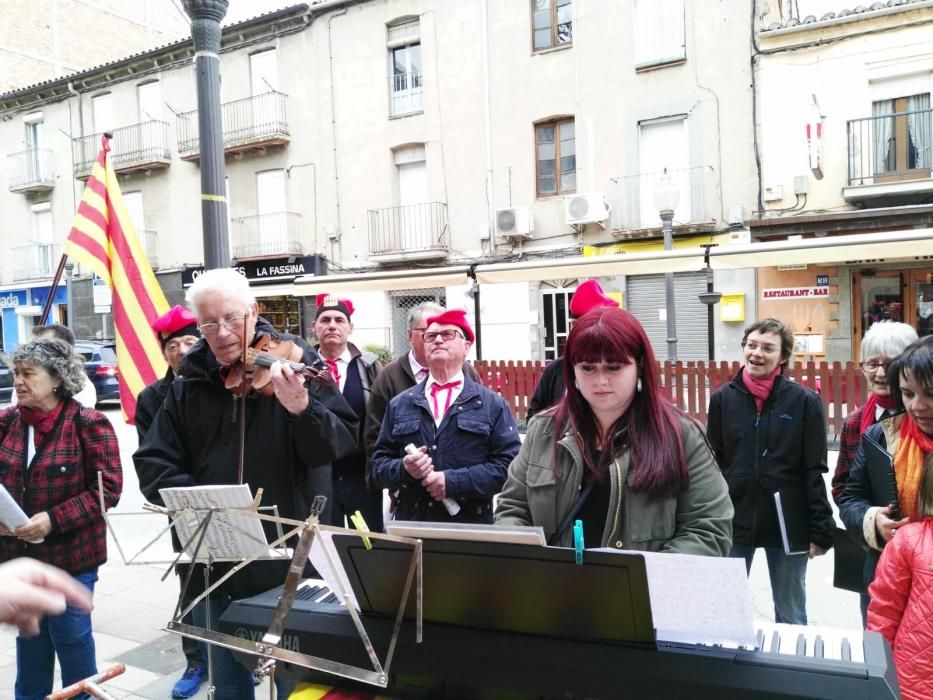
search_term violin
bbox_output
[224,335,332,398]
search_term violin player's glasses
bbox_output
[198,314,248,336]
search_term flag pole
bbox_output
[39,253,69,326]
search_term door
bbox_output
[31,204,54,277]
[638,117,690,228]
[24,118,44,182]
[123,191,150,260]
[398,161,428,249]
[911,269,933,338]
[92,93,116,159]
[250,49,279,134]
[256,170,287,256]
[852,270,904,359]
[138,81,161,122]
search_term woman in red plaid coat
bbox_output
[0,338,122,700]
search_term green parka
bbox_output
[495,414,733,555]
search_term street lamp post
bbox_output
[183,0,230,270]
[654,170,680,361]
[698,273,722,362]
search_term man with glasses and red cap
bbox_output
[372,309,520,523]
[526,279,619,420]
[312,294,384,532]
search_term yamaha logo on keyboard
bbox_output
[234,627,301,652]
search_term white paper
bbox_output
[159,484,274,563]
[309,529,360,612]
[0,485,42,543]
[386,520,547,546]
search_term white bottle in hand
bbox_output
[404,443,460,516]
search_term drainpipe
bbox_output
[327,8,348,245]
[481,0,494,249]
[67,81,83,211]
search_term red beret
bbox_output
[152,306,200,348]
[425,308,474,343]
[569,279,619,318]
[315,293,354,320]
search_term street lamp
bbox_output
[654,169,679,361]
[698,273,722,362]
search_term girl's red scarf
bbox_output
[741,366,782,411]
[859,392,897,434]
[18,402,64,447]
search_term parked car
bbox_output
[74,340,120,403]
[0,350,11,404]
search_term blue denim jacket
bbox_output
[372,375,521,523]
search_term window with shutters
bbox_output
[634,0,685,70]
[532,0,573,52]
[536,118,576,197]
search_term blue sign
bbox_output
[816,275,829,287]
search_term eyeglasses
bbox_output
[198,315,247,336]
[743,341,779,354]
[410,327,427,335]
[860,360,891,373]
[423,329,464,343]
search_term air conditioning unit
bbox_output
[564,192,611,226]
[495,207,534,240]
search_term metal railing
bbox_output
[7,148,55,192]
[368,201,448,255]
[847,107,932,185]
[72,121,170,177]
[389,71,423,116]
[177,91,289,156]
[142,230,158,270]
[230,212,303,259]
[609,165,716,231]
[12,241,57,281]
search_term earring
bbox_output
[636,378,643,393]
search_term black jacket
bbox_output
[707,371,834,550]
[135,367,174,441]
[133,318,358,597]
[526,358,565,421]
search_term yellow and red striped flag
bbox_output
[64,136,169,424]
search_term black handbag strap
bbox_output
[548,479,595,547]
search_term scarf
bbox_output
[18,402,65,447]
[859,392,897,434]
[741,366,781,411]
[893,414,933,521]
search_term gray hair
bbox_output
[859,321,919,361]
[407,302,446,330]
[186,268,255,316]
[11,339,86,400]
[32,323,77,348]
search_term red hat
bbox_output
[315,293,354,320]
[151,305,200,348]
[425,308,474,343]
[569,279,619,318]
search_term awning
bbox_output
[292,265,471,295]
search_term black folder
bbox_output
[863,434,900,521]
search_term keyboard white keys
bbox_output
[755,621,864,663]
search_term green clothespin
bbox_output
[573,519,584,565]
[350,510,373,550]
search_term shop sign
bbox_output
[761,286,829,300]
[0,291,26,308]
[182,255,327,287]
[816,274,829,286]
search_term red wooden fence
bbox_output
[473,360,867,442]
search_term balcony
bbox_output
[230,212,303,260]
[389,71,423,117]
[142,230,158,270]
[608,165,717,238]
[8,148,55,193]
[12,241,57,281]
[177,91,289,160]
[844,107,933,204]
[367,202,449,263]
[72,121,171,179]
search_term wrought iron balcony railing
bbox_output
[8,148,55,193]
[142,230,158,270]
[72,121,171,178]
[230,212,303,259]
[389,71,423,117]
[177,91,289,158]
[12,241,57,281]
[368,202,449,257]
[609,165,717,232]
[847,107,932,185]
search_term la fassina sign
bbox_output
[762,287,829,300]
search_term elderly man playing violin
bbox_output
[134,268,357,700]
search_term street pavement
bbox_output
[0,405,862,699]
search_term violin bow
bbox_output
[236,317,249,485]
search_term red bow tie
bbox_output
[430,380,461,419]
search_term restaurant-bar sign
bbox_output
[761,286,829,300]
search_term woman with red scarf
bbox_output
[0,339,122,700]
[707,318,835,625]
[841,337,933,647]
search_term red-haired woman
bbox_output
[496,307,733,554]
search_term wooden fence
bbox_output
[473,360,868,443]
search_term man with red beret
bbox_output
[135,305,206,698]
[312,294,384,532]
[526,279,619,420]
[372,309,520,523]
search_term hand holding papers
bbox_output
[0,485,42,544]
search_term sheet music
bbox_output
[309,530,360,612]
[0,485,41,543]
[594,549,757,648]
[386,520,547,545]
[159,484,273,562]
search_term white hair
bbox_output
[186,268,255,313]
[860,321,919,361]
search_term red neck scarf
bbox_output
[741,366,782,411]
[325,359,340,384]
[859,392,897,434]
[18,402,65,447]
[429,380,461,420]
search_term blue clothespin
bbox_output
[573,519,584,565]
[350,510,373,550]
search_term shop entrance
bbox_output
[257,295,301,336]
[853,268,933,357]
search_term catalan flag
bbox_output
[64,136,169,424]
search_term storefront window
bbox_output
[858,272,903,336]
[257,296,301,336]
[916,271,933,338]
